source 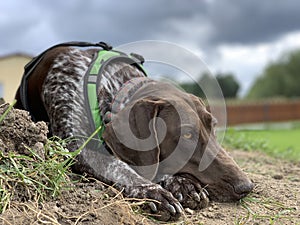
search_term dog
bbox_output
[15,42,253,221]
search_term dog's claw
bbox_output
[176,193,183,202]
[166,204,176,215]
[160,175,210,210]
[175,202,184,213]
[203,188,209,196]
[199,190,210,208]
[149,202,157,212]
[191,192,200,202]
[129,184,182,221]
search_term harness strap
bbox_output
[84,50,147,142]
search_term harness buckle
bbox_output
[96,42,113,51]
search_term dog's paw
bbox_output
[159,175,209,210]
[126,183,183,221]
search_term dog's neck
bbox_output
[97,61,152,123]
[111,77,154,111]
[102,77,155,124]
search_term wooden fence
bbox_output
[224,100,300,125]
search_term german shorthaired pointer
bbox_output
[15,42,253,221]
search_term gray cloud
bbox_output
[208,0,300,45]
[1,0,300,55]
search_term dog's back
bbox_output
[15,46,96,124]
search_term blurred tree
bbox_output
[180,72,240,99]
[216,73,240,98]
[180,82,204,98]
[247,50,300,98]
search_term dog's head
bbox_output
[103,81,253,202]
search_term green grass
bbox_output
[0,100,16,124]
[0,138,79,214]
[223,122,300,162]
[237,194,297,225]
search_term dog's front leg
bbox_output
[71,145,183,221]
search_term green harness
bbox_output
[84,48,147,142]
[20,41,146,142]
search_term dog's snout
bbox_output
[234,180,254,197]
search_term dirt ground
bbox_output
[0,103,299,225]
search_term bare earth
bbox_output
[0,104,299,225]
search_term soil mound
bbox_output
[0,103,48,156]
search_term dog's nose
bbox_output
[234,180,254,197]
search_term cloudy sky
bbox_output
[1,0,300,96]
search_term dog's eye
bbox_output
[183,132,193,139]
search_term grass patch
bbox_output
[0,138,78,214]
[1,101,79,213]
[237,194,297,225]
[0,101,107,215]
[223,125,300,162]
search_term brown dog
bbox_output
[15,42,253,221]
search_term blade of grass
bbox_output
[0,100,16,124]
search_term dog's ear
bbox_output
[188,94,213,131]
[102,97,167,181]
